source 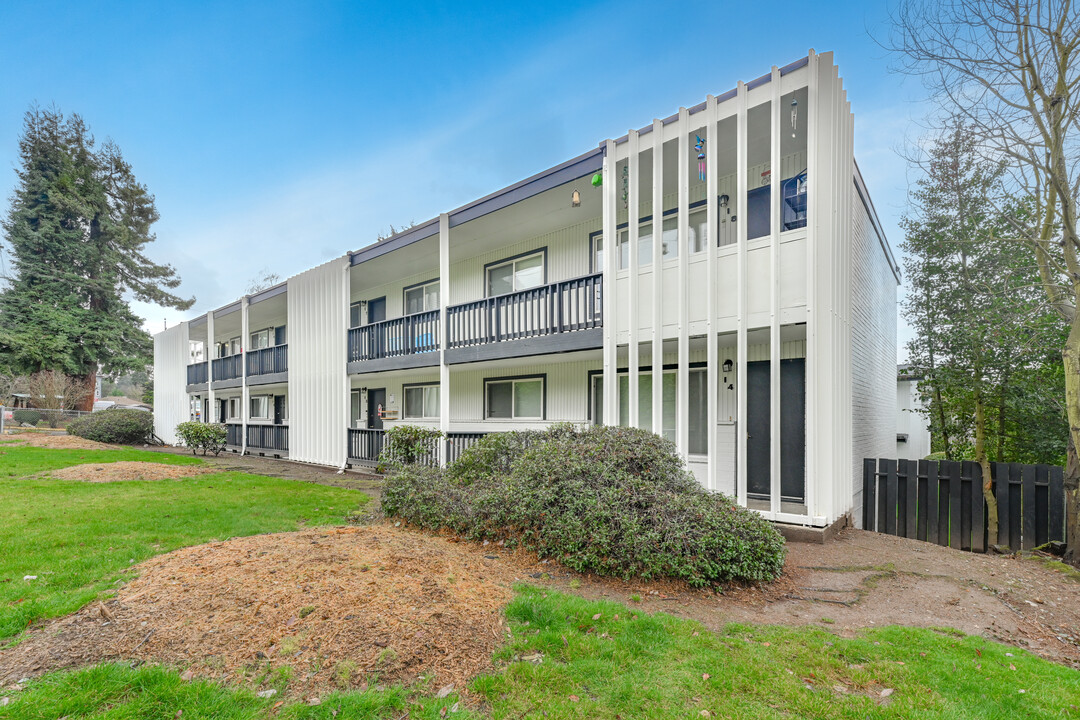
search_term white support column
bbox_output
[676,107,690,459]
[602,140,618,426]
[735,81,749,505]
[769,66,783,516]
[804,49,819,520]
[207,311,216,423]
[651,119,664,437]
[340,262,351,470]
[706,95,719,491]
[628,129,640,429]
[240,297,250,456]
[439,213,451,464]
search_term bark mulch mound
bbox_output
[0,526,523,699]
[3,433,115,450]
[45,461,212,482]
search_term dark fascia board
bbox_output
[608,55,810,146]
[189,314,208,328]
[347,352,440,375]
[447,147,604,228]
[249,282,288,304]
[445,328,603,365]
[186,382,209,394]
[853,160,901,284]
[211,377,243,391]
[247,371,289,387]
[349,218,441,266]
[214,300,242,317]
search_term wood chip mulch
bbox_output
[45,461,213,482]
[0,526,523,698]
[3,433,115,450]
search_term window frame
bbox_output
[250,328,271,350]
[402,279,440,316]
[402,382,440,419]
[483,248,548,297]
[249,394,271,421]
[483,374,546,421]
[589,199,725,273]
[226,397,242,422]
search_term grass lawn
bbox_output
[0,445,369,639]
[3,586,1078,719]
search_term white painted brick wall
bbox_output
[850,185,898,527]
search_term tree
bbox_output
[890,0,1080,563]
[902,125,1066,539]
[26,370,91,412]
[0,108,193,409]
[245,268,281,295]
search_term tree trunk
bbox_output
[1062,322,1080,566]
[996,381,1007,464]
[974,379,998,541]
[78,371,96,412]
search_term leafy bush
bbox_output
[383,424,786,586]
[379,425,443,470]
[12,409,42,426]
[67,409,154,445]
[175,421,227,456]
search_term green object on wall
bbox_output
[591,172,602,187]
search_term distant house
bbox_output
[896,365,931,460]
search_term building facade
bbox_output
[154,51,899,528]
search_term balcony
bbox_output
[212,354,243,382]
[346,429,489,466]
[348,310,439,364]
[186,361,208,386]
[247,425,288,454]
[247,344,288,380]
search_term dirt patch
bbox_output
[2,433,115,450]
[45,461,213,483]
[0,526,527,698]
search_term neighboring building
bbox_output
[896,364,931,460]
[154,51,899,529]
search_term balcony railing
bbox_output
[187,361,208,385]
[247,344,288,376]
[247,424,288,452]
[212,354,243,382]
[225,423,243,446]
[446,273,602,349]
[446,431,488,464]
[347,428,384,463]
[348,310,439,362]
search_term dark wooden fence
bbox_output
[863,458,1066,552]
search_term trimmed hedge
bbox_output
[11,409,42,426]
[67,409,154,445]
[176,421,227,456]
[382,424,786,586]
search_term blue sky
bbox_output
[0,0,924,356]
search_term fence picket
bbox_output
[948,463,963,550]
[1022,465,1037,550]
[863,458,877,532]
[883,459,898,536]
[1049,466,1065,543]
[971,462,985,553]
[904,459,918,540]
[925,460,940,545]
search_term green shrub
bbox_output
[67,409,154,445]
[379,425,443,470]
[383,424,786,586]
[11,409,42,426]
[175,421,227,456]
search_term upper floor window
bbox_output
[250,328,271,350]
[217,337,240,358]
[404,280,439,315]
[486,250,545,296]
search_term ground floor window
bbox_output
[485,376,544,419]
[250,395,271,420]
[350,390,362,428]
[404,383,439,419]
[591,368,707,453]
[227,397,241,421]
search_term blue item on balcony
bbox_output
[782,170,808,230]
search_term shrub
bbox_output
[68,409,154,444]
[175,421,227,456]
[383,424,786,586]
[11,409,42,426]
[379,425,443,470]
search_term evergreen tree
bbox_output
[0,108,193,407]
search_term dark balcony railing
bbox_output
[446,432,488,464]
[247,424,288,452]
[347,428,384,463]
[225,423,243,446]
[187,361,208,385]
[247,344,288,376]
[212,354,243,382]
[348,310,439,362]
[447,273,602,349]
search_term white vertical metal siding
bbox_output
[153,322,189,445]
[288,257,349,466]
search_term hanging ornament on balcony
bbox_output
[591,172,603,187]
[621,164,629,210]
[695,135,706,181]
[791,97,798,139]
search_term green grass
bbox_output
[0,445,368,639]
[3,587,1077,719]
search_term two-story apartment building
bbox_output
[154,50,899,529]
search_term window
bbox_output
[592,218,679,272]
[404,281,439,315]
[404,384,440,419]
[591,368,706,452]
[250,328,270,350]
[486,251,545,296]
[249,395,270,420]
[227,397,241,421]
[349,302,362,328]
[688,208,708,254]
[350,389,363,428]
[485,377,544,420]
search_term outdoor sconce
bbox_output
[722,359,733,373]
[571,189,581,207]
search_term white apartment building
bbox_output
[154,51,900,529]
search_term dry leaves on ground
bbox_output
[44,462,212,483]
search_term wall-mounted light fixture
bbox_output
[571,189,581,207]
[722,359,733,373]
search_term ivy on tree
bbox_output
[0,108,193,407]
